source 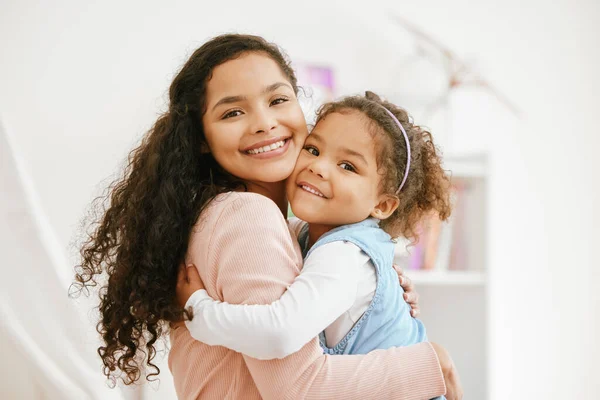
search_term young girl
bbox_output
[177,91,452,387]
[75,33,459,399]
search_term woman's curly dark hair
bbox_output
[315,91,452,240]
[71,34,298,385]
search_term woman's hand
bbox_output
[176,263,205,308]
[393,265,420,317]
[430,342,463,400]
[171,264,205,329]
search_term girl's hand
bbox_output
[393,265,420,317]
[176,263,205,308]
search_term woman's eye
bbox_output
[270,97,289,106]
[223,109,243,119]
[304,146,319,156]
[340,162,356,172]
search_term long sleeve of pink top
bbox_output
[168,192,446,400]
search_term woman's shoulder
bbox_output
[287,216,307,239]
[190,191,302,281]
[209,191,283,221]
[213,191,280,210]
[188,191,297,273]
[194,191,287,236]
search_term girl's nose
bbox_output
[309,161,326,179]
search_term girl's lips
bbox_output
[242,138,291,159]
[297,181,327,198]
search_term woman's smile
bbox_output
[243,136,292,158]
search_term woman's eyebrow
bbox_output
[212,82,293,112]
[262,82,293,94]
[212,95,245,111]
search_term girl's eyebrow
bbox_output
[309,132,323,142]
[211,82,293,112]
[309,132,368,166]
[340,147,368,166]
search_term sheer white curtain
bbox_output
[0,118,125,400]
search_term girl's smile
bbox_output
[297,181,327,198]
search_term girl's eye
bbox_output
[339,162,356,172]
[222,109,243,119]
[304,146,319,156]
[270,97,289,106]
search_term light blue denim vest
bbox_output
[300,218,444,400]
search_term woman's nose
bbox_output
[251,107,277,134]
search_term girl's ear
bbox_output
[370,194,400,220]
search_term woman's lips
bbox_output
[243,138,291,159]
[242,136,291,152]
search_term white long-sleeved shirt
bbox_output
[184,221,377,360]
[171,193,446,400]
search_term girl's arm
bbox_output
[183,240,362,359]
[189,193,446,400]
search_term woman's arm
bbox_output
[198,193,446,399]
[183,241,361,359]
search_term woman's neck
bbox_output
[246,181,288,216]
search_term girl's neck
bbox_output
[307,223,337,248]
[246,180,288,216]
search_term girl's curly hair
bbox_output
[71,34,298,385]
[315,91,452,240]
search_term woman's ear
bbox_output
[370,194,400,220]
[200,142,211,154]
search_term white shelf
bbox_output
[443,154,488,178]
[407,270,486,286]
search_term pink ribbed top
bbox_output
[168,192,445,399]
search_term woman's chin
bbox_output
[262,169,294,183]
[250,170,294,184]
[236,160,295,183]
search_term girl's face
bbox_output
[202,52,308,185]
[286,111,393,227]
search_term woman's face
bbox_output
[202,52,308,185]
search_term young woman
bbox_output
[74,34,461,399]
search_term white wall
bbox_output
[386,2,600,398]
[1,0,598,399]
